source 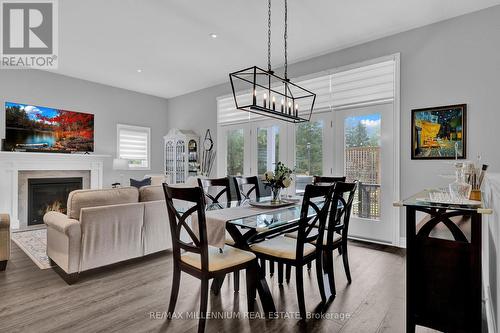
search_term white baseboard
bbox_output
[399,237,406,248]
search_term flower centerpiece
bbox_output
[264,162,294,203]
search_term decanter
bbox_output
[449,163,472,201]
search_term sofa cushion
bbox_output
[67,187,139,220]
[139,185,165,202]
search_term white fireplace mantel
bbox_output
[0,152,110,229]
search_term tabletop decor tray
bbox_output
[249,199,295,209]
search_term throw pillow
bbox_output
[130,177,151,189]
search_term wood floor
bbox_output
[0,241,439,333]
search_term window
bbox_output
[257,125,280,176]
[117,124,151,170]
[226,128,244,176]
[295,120,324,193]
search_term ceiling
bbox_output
[53,0,500,99]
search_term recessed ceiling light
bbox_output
[137,69,142,73]
[209,33,218,39]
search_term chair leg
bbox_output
[234,270,240,292]
[198,278,209,333]
[285,265,291,283]
[210,275,225,295]
[295,265,306,320]
[260,259,266,276]
[338,246,343,255]
[0,260,7,271]
[246,263,258,312]
[278,263,284,285]
[315,254,331,303]
[341,243,352,283]
[269,260,275,276]
[168,265,181,316]
[325,251,336,296]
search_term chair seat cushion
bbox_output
[285,230,342,246]
[250,236,316,260]
[181,245,255,272]
[311,233,342,246]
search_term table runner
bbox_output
[192,204,297,248]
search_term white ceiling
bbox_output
[54,0,500,99]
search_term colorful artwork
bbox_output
[411,104,466,159]
[3,102,94,153]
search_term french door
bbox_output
[218,120,287,177]
[333,103,396,244]
[218,103,397,244]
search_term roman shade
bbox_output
[217,58,396,125]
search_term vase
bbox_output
[271,187,282,203]
[449,163,472,201]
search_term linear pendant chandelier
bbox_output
[229,0,316,123]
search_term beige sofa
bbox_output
[0,214,10,271]
[44,185,170,284]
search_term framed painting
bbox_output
[411,104,466,160]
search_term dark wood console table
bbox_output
[397,191,492,333]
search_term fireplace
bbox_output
[27,177,83,226]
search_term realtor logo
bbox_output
[1,0,58,68]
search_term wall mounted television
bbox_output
[3,102,94,153]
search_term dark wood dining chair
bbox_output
[197,177,232,204]
[313,176,346,185]
[197,177,240,292]
[317,181,358,292]
[282,176,346,275]
[250,184,334,318]
[233,176,276,276]
[233,176,261,201]
[163,184,259,333]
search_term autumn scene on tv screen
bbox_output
[4,102,94,152]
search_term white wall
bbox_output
[0,70,169,187]
[167,5,500,236]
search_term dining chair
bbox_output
[232,176,277,276]
[281,176,347,276]
[198,177,241,292]
[197,177,232,204]
[313,176,346,185]
[163,184,259,333]
[233,176,261,201]
[316,181,358,289]
[249,184,334,318]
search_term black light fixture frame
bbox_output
[229,66,316,123]
[229,0,316,124]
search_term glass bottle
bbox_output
[449,163,472,201]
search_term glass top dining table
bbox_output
[204,196,324,237]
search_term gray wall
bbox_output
[0,70,169,187]
[167,6,500,237]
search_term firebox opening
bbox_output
[28,177,83,226]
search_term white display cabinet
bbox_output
[164,129,199,184]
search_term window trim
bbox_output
[116,123,151,170]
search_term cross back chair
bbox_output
[250,184,334,318]
[319,181,358,293]
[163,184,259,333]
[197,177,232,204]
[198,177,244,292]
[313,176,346,186]
[233,176,261,201]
